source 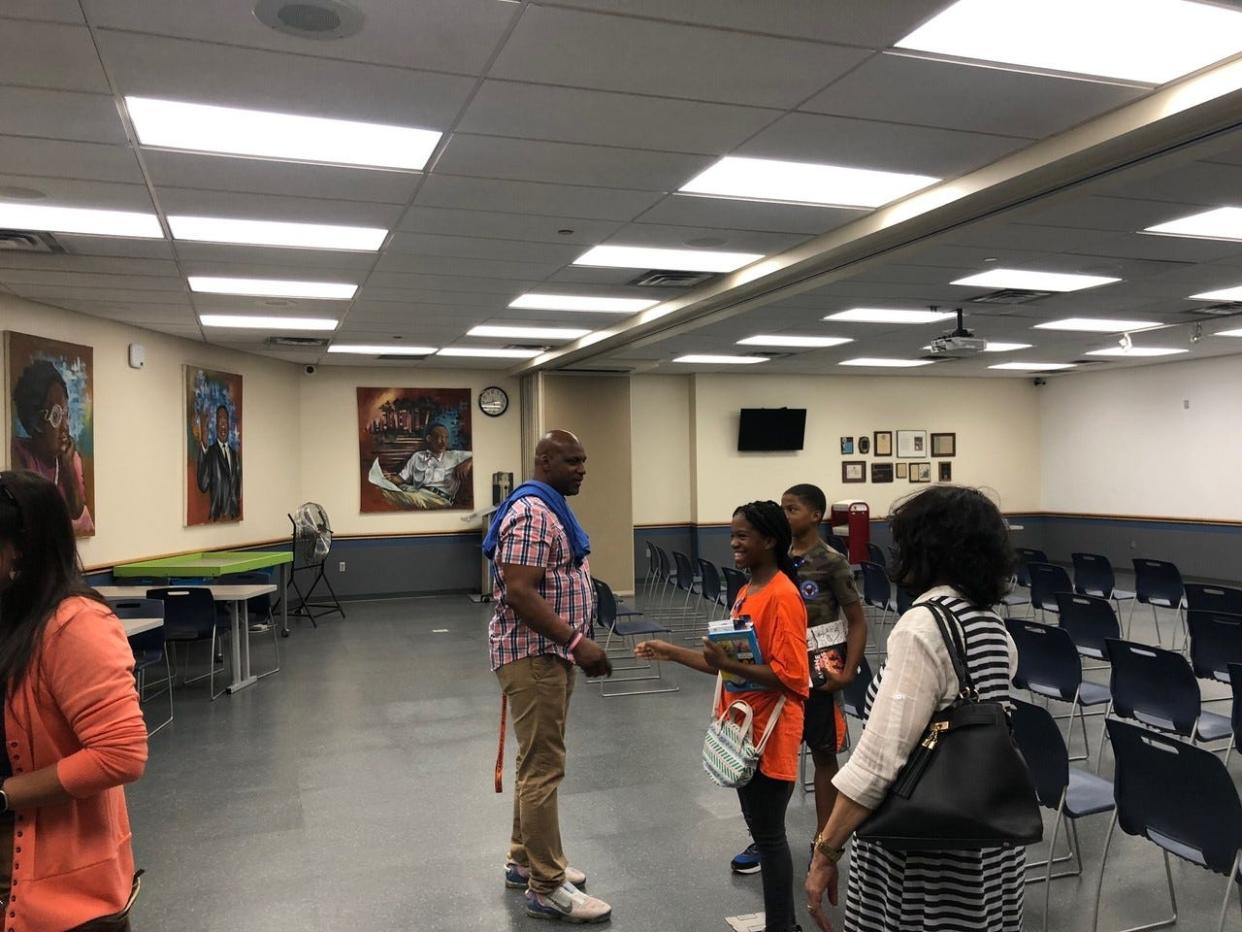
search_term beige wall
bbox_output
[657,373,1041,524]
[539,373,635,591]
[1,293,301,568]
[629,375,693,526]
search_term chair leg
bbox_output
[1218,851,1242,932]
[1094,705,1113,773]
[1091,810,1117,932]
[1151,605,1163,647]
[1043,799,1065,932]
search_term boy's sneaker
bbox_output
[505,861,587,890]
[525,883,611,923]
[730,842,761,875]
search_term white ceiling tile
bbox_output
[364,253,563,280]
[634,195,862,235]
[50,301,194,324]
[414,174,660,221]
[542,266,658,286]
[345,304,483,324]
[56,234,174,259]
[2,2,85,23]
[353,291,509,309]
[0,88,125,144]
[801,55,1144,138]
[0,175,153,211]
[386,232,584,265]
[397,206,622,245]
[457,81,779,154]
[177,260,364,282]
[9,283,189,304]
[143,151,419,204]
[435,135,711,191]
[0,136,143,183]
[0,20,109,91]
[0,254,177,276]
[191,294,346,313]
[155,187,405,227]
[1013,195,1197,233]
[95,30,476,127]
[738,112,1029,177]
[609,222,808,255]
[489,5,869,108]
[363,265,538,292]
[0,269,181,290]
[171,242,378,271]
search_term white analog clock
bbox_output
[479,386,509,417]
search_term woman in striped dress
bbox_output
[804,486,1023,932]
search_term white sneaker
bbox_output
[505,861,588,889]
[525,882,612,924]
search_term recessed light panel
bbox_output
[468,325,590,340]
[327,344,436,355]
[508,293,658,314]
[1148,208,1242,243]
[679,156,938,208]
[825,308,955,324]
[1034,318,1162,332]
[989,362,1076,371]
[838,358,935,368]
[673,355,768,365]
[126,97,441,171]
[1217,328,1242,337]
[436,347,542,359]
[1086,347,1189,357]
[737,335,853,348]
[896,0,1242,84]
[168,216,387,251]
[1189,283,1242,301]
[952,269,1120,291]
[574,245,762,273]
[983,342,1033,352]
[0,204,163,239]
[199,314,337,330]
[188,276,357,300]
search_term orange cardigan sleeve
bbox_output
[44,603,149,798]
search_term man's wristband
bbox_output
[566,632,584,655]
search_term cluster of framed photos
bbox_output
[840,430,956,485]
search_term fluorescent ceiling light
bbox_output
[188,276,357,300]
[989,362,1076,371]
[199,314,337,330]
[839,357,935,368]
[895,0,1242,84]
[1189,283,1242,301]
[679,156,938,209]
[0,204,162,239]
[508,293,658,314]
[436,347,542,359]
[574,245,762,273]
[1086,346,1189,357]
[468,325,590,340]
[126,97,441,171]
[1034,317,1162,332]
[168,216,387,251]
[952,269,1120,291]
[825,308,955,324]
[1217,328,1242,337]
[673,354,768,365]
[921,341,1034,352]
[327,344,436,355]
[737,335,853,348]
[1147,208,1242,243]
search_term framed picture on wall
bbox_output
[840,436,854,455]
[870,462,893,483]
[873,431,893,457]
[842,460,865,483]
[910,462,931,483]
[185,366,243,526]
[896,429,928,458]
[931,432,957,457]
[859,435,871,454]
[895,462,908,479]
[939,461,952,482]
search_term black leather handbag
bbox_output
[855,600,1043,851]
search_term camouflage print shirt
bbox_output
[793,539,861,628]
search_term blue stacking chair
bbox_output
[1097,638,1232,771]
[859,562,898,659]
[1072,553,1135,618]
[722,567,747,611]
[108,598,173,735]
[147,587,229,701]
[1016,548,1049,589]
[1028,562,1074,621]
[1007,619,1109,761]
[642,542,661,600]
[1058,593,1121,670]
[592,578,678,698]
[697,558,727,614]
[840,656,873,723]
[1011,698,1115,932]
[1187,610,1242,687]
[1132,558,1187,648]
[1092,719,1242,932]
[1186,583,1242,616]
[1228,662,1242,766]
[670,550,706,636]
[866,542,886,568]
[218,571,280,678]
[826,535,848,559]
[896,585,915,616]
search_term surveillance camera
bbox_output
[304,365,317,375]
[1032,377,1047,387]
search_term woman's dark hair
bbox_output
[784,483,826,516]
[13,360,66,435]
[733,500,798,586]
[0,470,102,689]
[887,485,1016,609]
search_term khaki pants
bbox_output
[496,654,576,895]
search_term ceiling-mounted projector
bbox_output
[927,307,987,358]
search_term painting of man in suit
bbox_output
[185,367,242,525]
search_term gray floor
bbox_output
[125,590,1242,932]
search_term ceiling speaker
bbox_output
[253,0,364,40]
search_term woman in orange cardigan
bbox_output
[0,470,148,931]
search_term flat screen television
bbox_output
[737,408,806,452]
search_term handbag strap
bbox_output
[754,694,787,753]
[923,599,978,700]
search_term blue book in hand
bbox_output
[707,620,767,692]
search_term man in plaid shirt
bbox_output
[491,430,613,924]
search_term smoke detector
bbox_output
[253,0,364,40]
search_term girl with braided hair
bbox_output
[636,501,810,932]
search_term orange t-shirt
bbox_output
[716,573,810,781]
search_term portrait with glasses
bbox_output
[5,331,94,536]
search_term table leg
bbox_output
[226,599,258,694]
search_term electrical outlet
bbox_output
[338,561,346,573]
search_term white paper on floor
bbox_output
[725,913,766,932]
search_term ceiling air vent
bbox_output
[1069,359,1111,365]
[0,231,63,254]
[1184,302,1242,316]
[265,336,328,348]
[505,343,551,351]
[629,270,715,288]
[253,0,364,40]
[967,288,1053,305]
[377,353,431,361]
[560,367,635,375]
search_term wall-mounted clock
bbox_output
[479,386,509,417]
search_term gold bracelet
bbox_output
[813,831,846,864]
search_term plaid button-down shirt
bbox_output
[488,497,593,671]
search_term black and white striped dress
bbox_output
[845,595,1025,932]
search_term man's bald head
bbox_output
[534,429,587,496]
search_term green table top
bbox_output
[113,549,292,578]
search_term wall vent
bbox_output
[265,336,328,348]
[629,270,715,288]
[0,231,63,254]
[967,288,1053,305]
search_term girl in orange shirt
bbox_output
[637,501,810,932]
[0,471,148,931]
